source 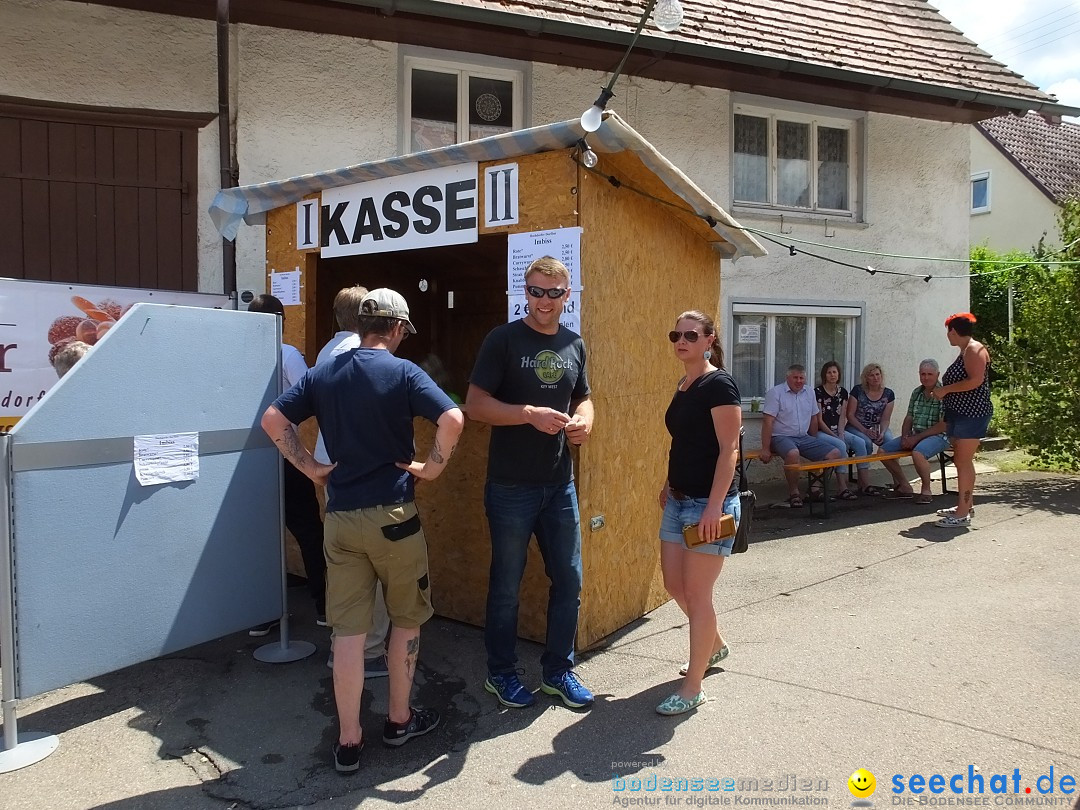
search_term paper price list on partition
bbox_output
[506,227,582,334]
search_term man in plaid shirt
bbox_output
[880,360,949,503]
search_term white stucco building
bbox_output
[2,0,1076,436]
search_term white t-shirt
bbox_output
[281,343,308,390]
[313,331,361,464]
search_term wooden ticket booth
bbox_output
[223,113,765,648]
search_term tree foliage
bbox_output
[972,196,1080,471]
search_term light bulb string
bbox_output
[571,156,1080,279]
[602,0,661,97]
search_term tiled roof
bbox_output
[977,113,1080,202]
[435,0,1065,110]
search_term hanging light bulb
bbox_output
[577,139,598,168]
[651,0,684,32]
[579,88,614,133]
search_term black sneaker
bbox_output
[333,739,363,773]
[382,707,440,747]
[248,619,280,637]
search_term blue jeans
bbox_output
[817,431,870,472]
[484,480,583,680]
[881,432,950,459]
[846,426,893,456]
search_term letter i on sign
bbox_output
[484,163,519,227]
[297,199,319,248]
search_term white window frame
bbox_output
[971,171,991,214]
[402,55,524,153]
[730,302,862,404]
[732,103,861,218]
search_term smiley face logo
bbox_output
[848,769,876,798]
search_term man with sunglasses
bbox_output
[466,256,595,711]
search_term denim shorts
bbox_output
[770,434,838,461]
[945,412,991,441]
[659,491,741,557]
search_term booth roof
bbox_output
[208,113,767,260]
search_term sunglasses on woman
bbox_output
[525,285,569,299]
[668,330,706,343]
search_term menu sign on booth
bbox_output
[506,227,582,334]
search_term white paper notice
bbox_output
[134,433,200,486]
[270,270,302,306]
[506,227,582,333]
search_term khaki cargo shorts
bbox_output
[323,502,433,636]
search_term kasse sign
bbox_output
[312,163,479,258]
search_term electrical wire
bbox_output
[571,154,1080,280]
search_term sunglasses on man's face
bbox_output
[525,285,569,299]
[668,330,705,343]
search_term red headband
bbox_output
[945,312,976,327]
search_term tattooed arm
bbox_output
[396,407,464,482]
[261,405,336,487]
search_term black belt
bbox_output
[670,489,692,501]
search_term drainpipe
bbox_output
[217,0,237,303]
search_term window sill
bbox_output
[731,206,869,230]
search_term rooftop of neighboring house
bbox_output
[86,0,1078,120]
[412,0,1073,115]
[977,112,1080,202]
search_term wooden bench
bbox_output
[785,451,914,517]
[846,448,954,494]
[743,447,956,518]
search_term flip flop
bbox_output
[914,493,934,504]
[859,485,888,496]
[885,490,915,499]
[787,495,805,508]
[837,489,858,501]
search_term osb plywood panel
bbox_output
[265,200,319,359]
[267,199,322,578]
[479,150,579,236]
[575,153,724,648]
[412,417,555,642]
[598,149,727,249]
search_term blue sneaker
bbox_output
[540,671,594,709]
[484,673,537,708]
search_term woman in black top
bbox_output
[656,310,741,716]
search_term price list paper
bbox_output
[134,432,200,486]
[506,227,582,333]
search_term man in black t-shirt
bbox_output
[467,256,596,711]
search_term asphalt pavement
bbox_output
[3,467,1079,810]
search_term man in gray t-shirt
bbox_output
[467,256,595,712]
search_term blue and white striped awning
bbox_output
[208,112,766,259]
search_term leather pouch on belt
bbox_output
[381,513,422,542]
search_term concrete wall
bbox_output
[969,127,1060,253]
[3,1,970,437]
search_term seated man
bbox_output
[758,364,851,506]
[879,359,949,504]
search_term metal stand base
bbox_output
[253,639,316,663]
[0,731,59,773]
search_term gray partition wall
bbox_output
[6,304,283,699]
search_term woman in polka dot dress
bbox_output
[932,313,992,528]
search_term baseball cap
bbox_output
[360,288,417,334]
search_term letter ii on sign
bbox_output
[484,163,519,227]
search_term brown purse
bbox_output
[682,513,737,549]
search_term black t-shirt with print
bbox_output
[470,319,590,486]
[665,369,742,499]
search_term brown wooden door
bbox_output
[0,99,211,291]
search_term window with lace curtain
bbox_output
[733,106,858,216]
